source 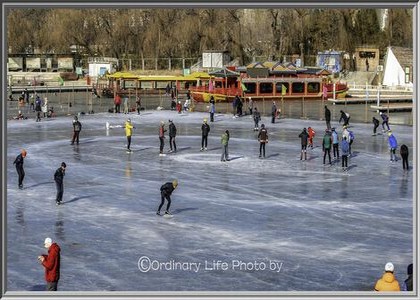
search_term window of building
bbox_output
[244,82,256,94]
[259,82,273,94]
[307,82,320,93]
[275,82,289,94]
[292,82,305,93]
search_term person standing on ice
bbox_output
[35,95,42,122]
[258,124,268,158]
[322,129,332,165]
[159,121,167,156]
[220,130,230,162]
[341,136,350,171]
[331,127,340,161]
[298,128,309,160]
[209,96,215,122]
[372,117,380,135]
[157,180,178,215]
[201,118,210,151]
[339,110,350,126]
[374,262,400,291]
[13,149,27,189]
[324,105,331,130]
[123,96,129,114]
[168,119,177,153]
[38,237,61,291]
[400,144,409,170]
[253,107,261,131]
[380,112,390,132]
[125,118,134,152]
[387,130,398,162]
[307,127,316,149]
[135,96,141,115]
[271,101,277,123]
[54,162,66,205]
[71,116,82,145]
[248,97,253,116]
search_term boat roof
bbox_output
[106,71,211,81]
[208,68,240,77]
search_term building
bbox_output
[354,46,380,72]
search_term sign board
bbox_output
[89,63,114,77]
[8,57,23,69]
[58,57,74,70]
[26,57,41,69]
[202,51,230,68]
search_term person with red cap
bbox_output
[374,262,400,291]
[38,237,61,291]
[13,149,27,189]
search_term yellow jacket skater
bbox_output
[125,119,134,152]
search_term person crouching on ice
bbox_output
[157,180,178,216]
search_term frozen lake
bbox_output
[6,110,413,292]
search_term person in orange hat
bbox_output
[13,149,27,189]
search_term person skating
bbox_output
[380,112,390,132]
[253,107,261,131]
[400,144,409,170]
[322,129,332,165]
[308,127,316,149]
[157,180,178,215]
[125,118,134,152]
[271,101,277,123]
[201,118,210,151]
[248,97,253,116]
[71,116,82,145]
[374,262,400,291]
[221,130,230,162]
[348,129,355,156]
[339,110,350,126]
[159,120,166,156]
[341,136,350,171]
[38,237,61,291]
[372,117,380,135]
[135,96,141,115]
[209,97,215,122]
[324,105,331,130]
[402,263,413,291]
[54,162,66,205]
[298,128,309,160]
[331,127,340,161]
[35,95,42,122]
[13,149,27,189]
[387,130,398,162]
[114,94,121,113]
[168,120,177,153]
[258,124,268,158]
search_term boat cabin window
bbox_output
[307,82,320,93]
[215,81,223,88]
[244,82,256,94]
[275,82,289,94]
[292,82,305,93]
[259,82,273,94]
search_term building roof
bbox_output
[390,46,413,68]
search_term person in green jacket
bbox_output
[322,129,332,165]
[221,130,230,162]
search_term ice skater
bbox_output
[308,127,316,148]
[168,120,177,153]
[35,95,42,122]
[54,162,66,205]
[387,131,398,162]
[201,118,210,151]
[372,117,380,135]
[13,149,27,189]
[298,128,309,160]
[400,144,409,170]
[125,118,134,152]
[380,112,390,132]
[248,97,253,116]
[258,124,268,158]
[339,110,350,126]
[253,107,261,131]
[221,130,230,162]
[209,96,215,122]
[157,180,178,215]
[324,105,331,130]
[159,121,166,156]
[322,129,332,165]
[331,127,340,161]
[271,101,277,123]
[341,136,350,171]
[38,237,61,291]
[136,96,141,115]
[71,116,82,145]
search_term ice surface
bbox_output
[7,110,413,291]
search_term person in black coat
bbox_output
[168,120,177,153]
[372,117,380,135]
[299,128,309,160]
[324,105,331,130]
[13,149,27,189]
[157,180,178,215]
[71,116,82,145]
[339,110,350,126]
[54,162,66,205]
[400,144,409,170]
[402,263,413,291]
[201,119,210,151]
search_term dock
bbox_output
[370,102,413,112]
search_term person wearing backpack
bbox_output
[341,136,350,171]
[322,129,332,165]
[348,129,355,156]
[71,116,82,145]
